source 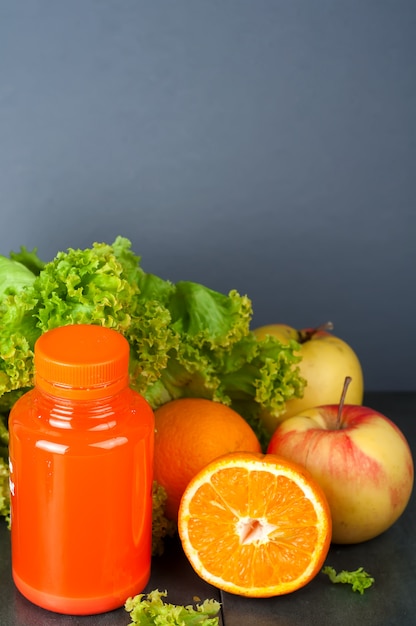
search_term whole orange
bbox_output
[153,398,261,521]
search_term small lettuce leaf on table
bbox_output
[322,566,375,594]
[125,589,221,625]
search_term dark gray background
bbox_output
[1,1,415,392]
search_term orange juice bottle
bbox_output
[8,324,154,615]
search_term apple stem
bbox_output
[299,321,334,343]
[336,376,352,429]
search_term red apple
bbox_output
[267,379,414,544]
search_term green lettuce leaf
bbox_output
[0,291,40,398]
[9,246,46,276]
[34,240,140,331]
[0,256,37,298]
[125,589,221,625]
[168,281,251,347]
[0,416,10,525]
[0,459,9,525]
[0,256,40,398]
[151,482,176,557]
[322,566,375,594]
[0,236,303,419]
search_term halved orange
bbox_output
[178,451,332,597]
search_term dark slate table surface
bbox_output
[1,391,415,626]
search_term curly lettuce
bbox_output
[0,416,10,525]
[151,482,176,557]
[0,236,304,418]
[125,589,221,625]
[322,566,375,594]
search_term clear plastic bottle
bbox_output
[8,324,154,615]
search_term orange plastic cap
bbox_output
[34,324,130,399]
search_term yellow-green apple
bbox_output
[252,322,364,433]
[267,379,414,544]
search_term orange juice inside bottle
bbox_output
[8,324,154,615]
